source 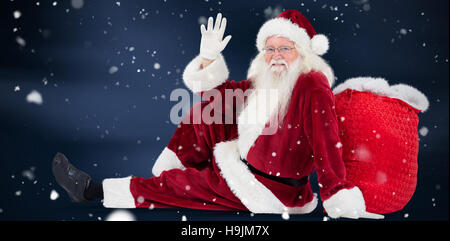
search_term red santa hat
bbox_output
[256,9,329,56]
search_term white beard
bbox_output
[236,55,302,159]
[249,54,303,124]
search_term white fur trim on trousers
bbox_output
[102,176,136,208]
[152,147,186,177]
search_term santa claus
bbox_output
[52,10,384,219]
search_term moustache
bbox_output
[269,59,288,69]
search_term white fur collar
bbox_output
[237,88,280,159]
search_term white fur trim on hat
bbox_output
[333,77,430,112]
[256,17,329,56]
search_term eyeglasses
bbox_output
[263,46,295,55]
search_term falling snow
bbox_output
[281,211,290,220]
[50,190,59,200]
[137,195,145,204]
[71,0,84,9]
[105,210,136,221]
[21,167,36,181]
[26,90,43,105]
[16,36,26,47]
[419,126,429,137]
[13,10,22,19]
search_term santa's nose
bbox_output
[272,53,284,60]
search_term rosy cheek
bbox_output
[287,55,298,64]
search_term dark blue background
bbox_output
[0,0,448,221]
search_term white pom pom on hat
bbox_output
[256,9,329,56]
[311,34,329,56]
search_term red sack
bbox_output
[333,77,429,214]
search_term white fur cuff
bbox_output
[102,176,136,208]
[182,54,229,93]
[322,187,365,218]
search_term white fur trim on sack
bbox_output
[214,139,317,214]
[102,176,136,208]
[333,77,429,112]
[152,147,186,177]
[182,54,229,93]
[256,17,329,56]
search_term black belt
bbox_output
[241,158,308,188]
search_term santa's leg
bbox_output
[53,151,246,210]
[53,135,245,211]
[103,166,247,210]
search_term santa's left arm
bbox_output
[304,87,384,219]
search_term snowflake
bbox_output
[137,196,145,204]
[71,0,84,9]
[109,66,118,74]
[419,126,429,137]
[13,10,22,19]
[50,190,59,200]
[26,90,43,105]
[105,210,136,221]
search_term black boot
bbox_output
[52,152,93,203]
